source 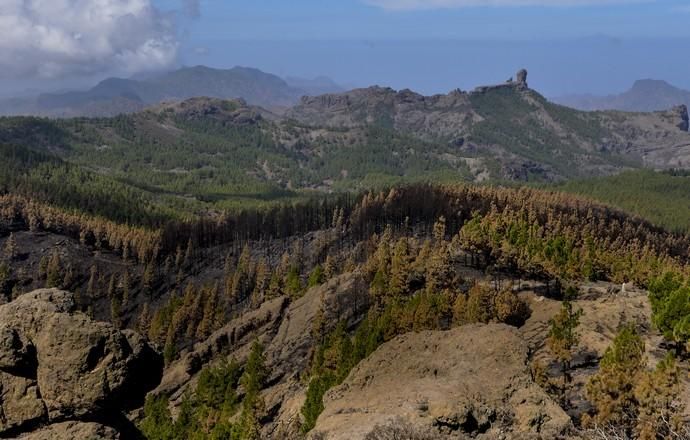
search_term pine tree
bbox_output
[111,292,122,329]
[323,254,337,280]
[285,266,302,299]
[38,255,49,281]
[163,323,177,365]
[197,285,219,339]
[237,340,267,439]
[464,283,495,324]
[87,265,98,298]
[308,265,325,288]
[142,262,155,297]
[183,238,194,269]
[138,302,151,335]
[547,295,583,405]
[107,274,117,299]
[120,270,131,307]
[584,325,646,433]
[634,354,684,440]
[388,238,411,299]
[251,257,270,308]
[3,232,18,261]
[45,251,63,288]
[0,262,11,297]
[231,244,255,302]
[266,272,283,300]
[495,288,530,327]
[425,241,453,294]
[62,262,75,290]
[433,216,447,243]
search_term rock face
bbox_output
[310,323,571,440]
[0,289,162,438]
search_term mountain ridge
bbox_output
[553,78,690,112]
[0,66,344,118]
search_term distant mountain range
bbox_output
[0,66,344,117]
[553,79,690,112]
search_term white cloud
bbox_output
[364,0,651,10]
[0,0,179,79]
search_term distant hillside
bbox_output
[553,79,690,112]
[553,169,690,234]
[0,66,343,118]
[285,75,344,97]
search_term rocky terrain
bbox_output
[287,70,690,174]
[145,277,688,439]
[310,324,571,439]
[0,289,162,439]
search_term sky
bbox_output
[1,0,690,96]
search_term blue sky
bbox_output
[161,0,690,41]
[2,0,689,96]
[151,0,690,96]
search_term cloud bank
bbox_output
[364,0,650,10]
[0,0,179,79]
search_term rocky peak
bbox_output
[473,68,529,94]
[516,68,528,88]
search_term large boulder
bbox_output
[310,324,571,440]
[0,289,162,438]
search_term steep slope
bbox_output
[554,79,690,112]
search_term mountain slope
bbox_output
[554,170,690,233]
[553,79,690,112]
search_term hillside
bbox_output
[0,66,343,118]
[0,70,688,227]
[553,170,690,234]
[554,79,690,112]
[1,184,689,438]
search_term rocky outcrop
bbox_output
[151,97,266,126]
[516,69,529,88]
[0,289,162,439]
[287,86,476,138]
[310,324,571,440]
